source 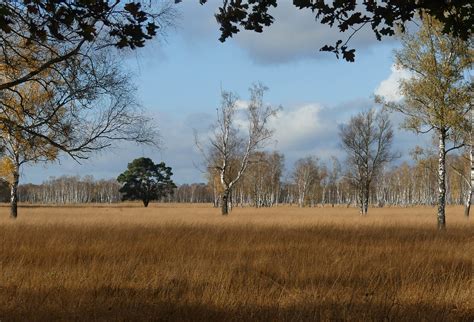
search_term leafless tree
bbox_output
[2,49,158,157]
[196,83,280,215]
[339,109,397,215]
[0,3,173,188]
[1,49,158,218]
[292,156,320,208]
[327,156,342,207]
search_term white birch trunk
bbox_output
[10,166,19,219]
[437,130,447,230]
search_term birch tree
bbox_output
[339,109,397,215]
[197,83,279,215]
[377,16,472,229]
[240,151,284,207]
[18,177,122,204]
[292,156,320,207]
[0,81,59,218]
[327,157,342,206]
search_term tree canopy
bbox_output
[0,1,176,92]
[195,83,279,215]
[0,0,165,49]
[117,158,176,207]
[195,0,473,61]
[376,16,472,229]
[339,109,397,214]
[0,74,59,218]
[1,44,158,160]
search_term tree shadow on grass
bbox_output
[0,286,472,321]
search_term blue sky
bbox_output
[24,2,427,184]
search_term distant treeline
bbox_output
[204,151,470,209]
[16,176,214,204]
[15,150,470,207]
[19,176,122,204]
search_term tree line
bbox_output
[14,149,470,214]
[18,176,122,204]
[206,150,471,211]
[17,179,214,205]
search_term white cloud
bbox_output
[271,104,325,149]
[374,64,411,101]
[235,99,249,110]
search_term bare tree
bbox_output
[0,49,157,218]
[339,109,397,215]
[0,3,173,188]
[292,156,320,208]
[327,156,342,207]
[196,83,279,215]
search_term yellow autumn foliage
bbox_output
[0,157,15,184]
[0,38,62,171]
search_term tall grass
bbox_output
[0,205,472,320]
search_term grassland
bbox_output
[0,204,472,321]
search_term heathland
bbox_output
[0,204,472,321]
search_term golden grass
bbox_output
[0,204,472,321]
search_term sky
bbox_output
[24,2,428,184]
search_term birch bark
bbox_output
[437,130,447,230]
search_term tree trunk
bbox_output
[10,169,19,219]
[143,199,149,207]
[221,189,230,215]
[363,183,370,215]
[363,191,369,215]
[213,184,219,208]
[464,190,471,218]
[358,187,365,215]
[437,130,447,230]
[469,110,473,218]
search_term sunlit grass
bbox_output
[0,204,472,320]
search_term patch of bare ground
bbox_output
[0,205,472,321]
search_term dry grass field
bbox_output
[0,204,472,321]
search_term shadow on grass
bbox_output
[1,285,472,321]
